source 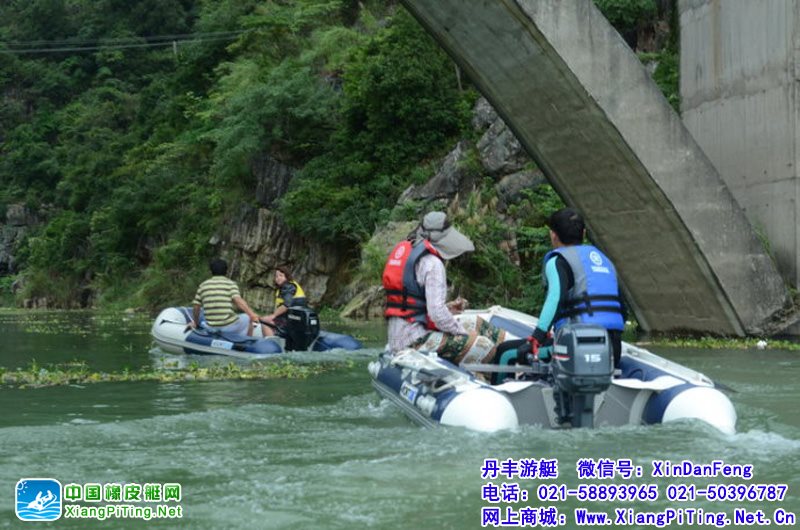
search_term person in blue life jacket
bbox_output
[259,265,308,337]
[496,208,626,375]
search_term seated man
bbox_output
[384,211,506,364]
[521,207,625,367]
[189,258,260,336]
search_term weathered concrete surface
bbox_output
[400,0,790,334]
[680,1,799,305]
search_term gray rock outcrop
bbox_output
[340,97,542,319]
[496,169,546,211]
[225,96,547,319]
[398,140,477,204]
[477,115,529,175]
[0,204,41,275]
[222,156,354,313]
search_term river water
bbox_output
[0,310,798,529]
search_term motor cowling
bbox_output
[284,306,320,351]
[552,324,613,393]
[550,324,613,427]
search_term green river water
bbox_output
[0,310,798,529]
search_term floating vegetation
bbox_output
[0,309,152,337]
[640,336,800,351]
[1,359,337,389]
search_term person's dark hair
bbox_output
[276,264,293,282]
[209,258,228,276]
[548,208,585,245]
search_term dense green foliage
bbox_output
[594,0,657,31]
[280,12,472,242]
[642,48,680,111]
[0,0,235,306]
[0,0,678,312]
[0,0,472,307]
[446,180,565,314]
[636,0,680,111]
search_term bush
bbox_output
[0,275,16,306]
[439,182,566,312]
[280,9,472,243]
[447,190,526,311]
[26,211,91,274]
[594,0,657,31]
[652,49,680,111]
[133,241,209,310]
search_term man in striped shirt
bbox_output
[189,258,260,336]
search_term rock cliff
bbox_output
[223,97,545,317]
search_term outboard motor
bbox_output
[284,306,320,351]
[551,324,613,428]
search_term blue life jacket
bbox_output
[543,245,624,332]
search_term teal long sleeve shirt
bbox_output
[537,256,563,334]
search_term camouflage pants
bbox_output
[410,316,507,364]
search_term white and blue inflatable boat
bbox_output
[369,306,736,434]
[152,306,362,358]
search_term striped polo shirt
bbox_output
[192,276,241,327]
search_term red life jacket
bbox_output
[383,239,441,330]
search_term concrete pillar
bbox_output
[401,0,791,334]
[681,0,797,291]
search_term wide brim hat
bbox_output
[419,211,475,260]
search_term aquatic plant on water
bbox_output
[643,336,800,351]
[1,359,337,389]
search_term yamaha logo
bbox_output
[394,245,406,260]
[589,251,603,266]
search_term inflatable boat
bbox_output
[152,306,362,358]
[369,306,736,434]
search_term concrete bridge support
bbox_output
[680,0,800,333]
[400,0,790,334]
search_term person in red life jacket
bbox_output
[383,211,506,364]
[513,208,626,369]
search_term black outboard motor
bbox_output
[551,324,613,428]
[284,306,321,351]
